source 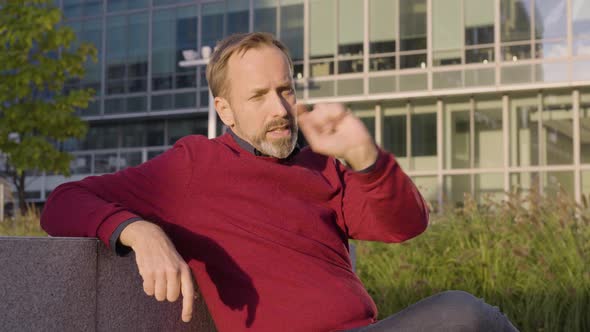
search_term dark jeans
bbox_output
[346,290,519,332]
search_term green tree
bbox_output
[0,0,96,213]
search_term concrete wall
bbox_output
[0,237,216,332]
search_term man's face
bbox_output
[224,45,298,159]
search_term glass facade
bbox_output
[28,0,590,207]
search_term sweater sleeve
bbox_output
[338,148,429,243]
[40,135,206,249]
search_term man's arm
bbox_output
[41,135,209,322]
[297,103,428,243]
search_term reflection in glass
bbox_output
[542,93,573,165]
[475,173,504,204]
[400,0,427,51]
[106,13,148,95]
[338,0,363,57]
[509,95,538,167]
[474,98,503,168]
[370,0,396,54]
[466,48,494,64]
[432,0,461,66]
[445,99,471,169]
[384,114,407,157]
[119,151,143,169]
[500,0,532,42]
[580,90,590,164]
[107,0,148,13]
[254,0,277,35]
[152,7,198,91]
[535,0,567,40]
[544,171,574,199]
[399,73,427,92]
[337,79,363,96]
[370,57,396,72]
[400,54,426,69]
[445,175,471,208]
[202,2,224,49]
[310,0,335,60]
[168,118,207,144]
[534,41,567,59]
[121,122,165,147]
[573,0,590,55]
[350,104,375,140]
[227,0,250,35]
[94,153,119,173]
[510,172,540,195]
[501,44,531,61]
[71,155,92,174]
[412,176,438,211]
[582,171,590,199]
[412,109,438,171]
[465,0,494,45]
[280,0,304,62]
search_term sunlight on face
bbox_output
[226,46,298,158]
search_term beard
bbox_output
[235,116,298,159]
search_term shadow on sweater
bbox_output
[164,223,259,328]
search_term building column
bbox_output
[375,103,383,147]
[437,99,444,212]
[573,89,581,204]
[503,94,510,196]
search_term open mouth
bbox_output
[266,124,291,138]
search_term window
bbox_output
[227,0,250,35]
[573,0,590,55]
[152,6,199,92]
[369,0,396,71]
[254,0,278,35]
[399,0,427,69]
[280,0,304,76]
[106,13,149,95]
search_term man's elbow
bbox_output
[40,183,75,236]
[383,206,429,243]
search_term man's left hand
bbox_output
[297,103,378,171]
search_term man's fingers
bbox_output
[166,268,181,302]
[296,103,308,117]
[180,267,195,322]
[142,274,155,296]
[154,273,167,301]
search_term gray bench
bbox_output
[0,237,356,331]
[0,237,216,332]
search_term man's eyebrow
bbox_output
[250,87,269,96]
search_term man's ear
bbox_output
[214,96,235,127]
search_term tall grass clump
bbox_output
[0,207,46,237]
[355,187,590,332]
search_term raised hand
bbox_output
[119,220,196,322]
[297,103,378,171]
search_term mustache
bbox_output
[265,118,295,132]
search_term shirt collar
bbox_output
[227,128,300,159]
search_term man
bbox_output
[41,33,517,331]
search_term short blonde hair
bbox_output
[205,32,294,99]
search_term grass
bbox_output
[355,187,590,332]
[0,207,47,237]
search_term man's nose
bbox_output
[269,92,290,118]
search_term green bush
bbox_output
[355,189,590,332]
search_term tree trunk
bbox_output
[15,172,27,215]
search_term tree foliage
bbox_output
[0,0,97,212]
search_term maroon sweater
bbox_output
[41,133,428,332]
